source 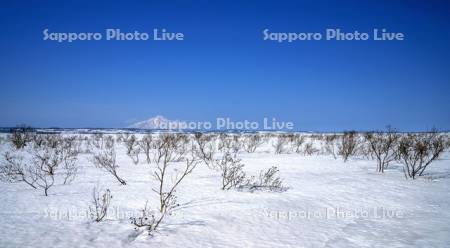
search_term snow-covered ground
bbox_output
[0,133,449,248]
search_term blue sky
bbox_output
[0,0,449,131]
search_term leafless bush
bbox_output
[60,136,80,184]
[364,127,400,173]
[273,134,290,154]
[324,134,339,159]
[241,166,285,192]
[194,132,216,167]
[92,147,126,185]
[1,135,79,195]
[129,134,199,235]
[120,134,140,165]
[9,125,35,149]
[243,134,264,153]
[397,131,445,179]
[88,133,115,152]
[444,134,450,151]
[310,134,324,141]
[30,136,78,195]
[172,133,190,161]
[123,134,139,155]
[115,133,126,143]
[0,152,37,189]
[338,131,360,162]
[130,201,162,235]
[89,187,112,222]
[217,133,229,152]
[218,134,242,154]
[303,142,319,156]
[152,134,200,213]
[291,134,305,153]
[91,133,105,150]
[104,135,115,149]
[75,135,91,154]
[129,147,141,165]
[216,151,246,190]
[139,134,153,164]
[358,141,374,159]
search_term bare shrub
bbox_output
[152,134,200,213]
[115,133,126,143]
[130,201,162,235]
[33,135,80,195]
[303,142,319,156]
[218,134,242,154]
[243,134,263,153]
[139,134,153,164]
[92,147,126,185]
[129,146,141,165]
[59,136,80,184]
[273,134,290,154]
[1,135,80,195]
[338,131,360,162]
[217,133,229,152]
[241,166,285,192]
[104,135,115,149]
[131,134,200,235]
[9,125,35,149]
[364,127,400,173]
[172,133,190,161]
[88,133,115,152]
[32,143,64,195]
[443,134,450,151]
[123,134,139,155]
[324,134,339,159]
[292,134,305,153]
[397,131,445,179]
[194,132,216,167]
[216,151,246,190]
[91,133,105,149]
[0,152,37,189]
[89,187,112,222]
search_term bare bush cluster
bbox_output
[291,134,305,153]
[218,134,242,154]
[1,134,80,195]
[323,134,339,159]
[92,145,126,185]
[130,134,201,234]
[213,147,285,192]
[242,134,264,153]
[194,132,216,167]
[338,131,360,162]
[271,133,320,155]
[139,134,153,164]
[364,127,400,173]
[122,134,140,165]
[90,133,114,150]
[130,201,162,235]
[216,151,246,190]
[396,131,445,179]
[89,187,112,222]
[240,166,285,192]
[152,134,199,213]
[8,125,35,149]
[273,134,290,154]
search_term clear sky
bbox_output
[0,0,449,131]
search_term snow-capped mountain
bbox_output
[128,115,180,129]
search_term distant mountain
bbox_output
[128,115,182,129]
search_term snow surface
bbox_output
[0,133,449,248]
